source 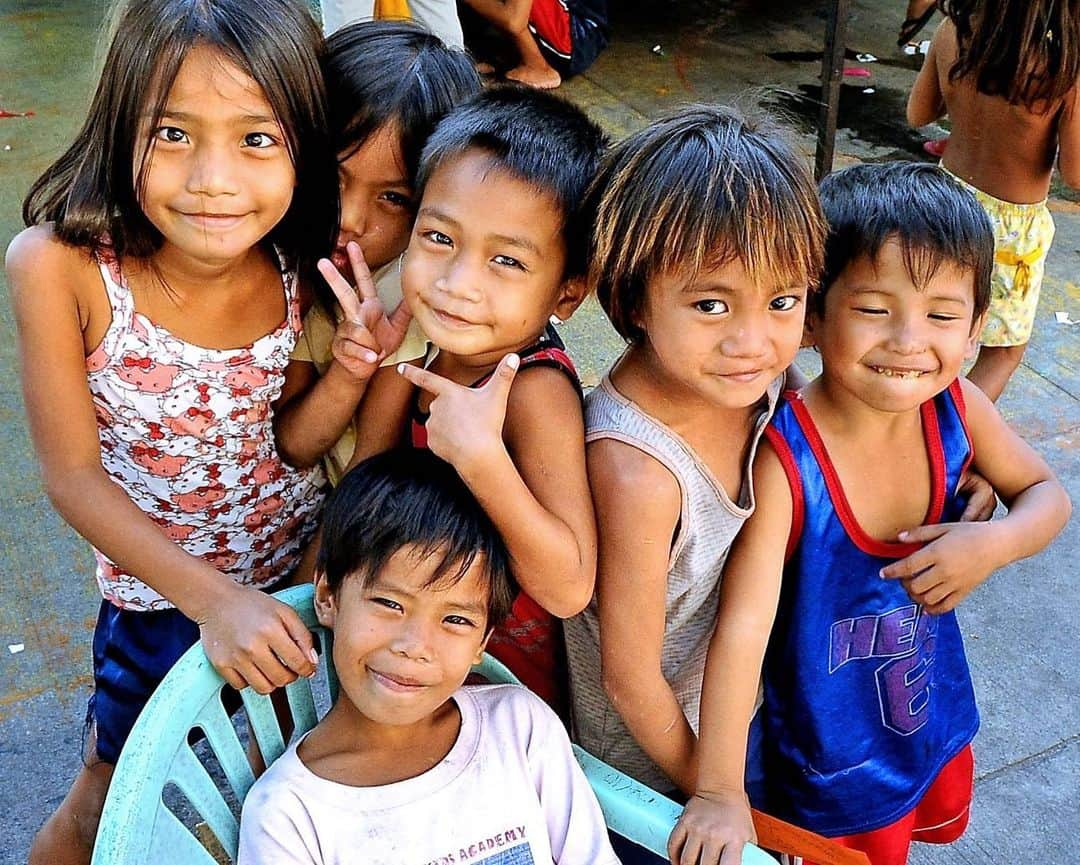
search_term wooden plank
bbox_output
[815,0,852,179]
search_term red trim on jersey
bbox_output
[947,379,974,479]
[788,396,947,559]
[765,394,805,562]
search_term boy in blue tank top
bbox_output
[670,162,1070,865]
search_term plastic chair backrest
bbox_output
[92,585,775,865]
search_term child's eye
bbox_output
[853,306,887,315]
[370,596,403,612]
[243,132,278,149]
[770,295,802,312]
[492,254,525,271]
[928,313,962,322]
[422,230,453,247]
[380,191,414,209]
[694,299,729,315]
[153,126,188,144]
[444,615,478,629]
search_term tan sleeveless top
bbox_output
[564,373,782,791]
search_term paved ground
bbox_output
[0,0,1076,862]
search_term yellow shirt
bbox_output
[292,259,428,484]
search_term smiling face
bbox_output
[333,122,415,275]
[402,149,583,369]
[636,256,808,410]
[135,44,295,267]
[809,239,981,413]
[315,544,491,730]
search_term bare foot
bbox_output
[505,63,562,89]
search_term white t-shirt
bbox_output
[238,685,621,865]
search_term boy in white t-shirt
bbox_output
[239,448,619,865]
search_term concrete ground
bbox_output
[0,0,1075,862]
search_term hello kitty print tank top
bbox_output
[85,247,326,611]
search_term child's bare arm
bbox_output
[669,443,791,865]
[7,228,316,693]
[1057,84,1080,189]
[398,357,596,616]
[882,379,1070,613]
[589,438,698,793]
[274,246,412,468]
[907,22,948,127]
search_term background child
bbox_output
[907,0,1080,401]
[6,1,337,861]
[238,449,621,865]
[561,104,826,863]
[679,162,1070,865]
[350,85,606,713]
[274,20,481,484]
[460,0,609,89]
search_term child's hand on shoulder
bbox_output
[318,242,412,387]
[880,520,1002,614]
[668,789,756,865]
[197,582,318,694]
[398,353,520,476]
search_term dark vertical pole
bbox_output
[815,0,852,180]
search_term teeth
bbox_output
[871,366,925,379]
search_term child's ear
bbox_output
[965,312,987,359]
[313,570,337,629]
[472,629,493,667]
[802,310,820,349]
[551,276,588,323]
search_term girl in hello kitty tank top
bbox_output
[6,2,338,862]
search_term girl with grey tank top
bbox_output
[562,105,826,864]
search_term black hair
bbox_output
[325,20,482,181]
[22,0,338,281]
[416,85,608,279]
[817,162,994,322]
[317,449,515,628]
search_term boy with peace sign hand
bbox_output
[349,86,607,715]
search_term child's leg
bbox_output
[459,0,562,88]
[967,344,1028,402]
[29,751,114,865]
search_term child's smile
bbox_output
[811,240,980,413]
[403,150,574,372]
[135,45,295,269]
[315,544,490,730]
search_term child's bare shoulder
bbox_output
[505,363,583,434]
[587,435,681,516]
[6,224,100,306]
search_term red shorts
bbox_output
[528,0,572,59]
[806,745,974,865]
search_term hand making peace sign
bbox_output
[398,353,521,472]
[315,241,413,384]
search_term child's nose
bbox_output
[722,311,769,358]
[340,195,370,240]
[437,257,483,303]
[889,315,928,354]
[390,619,435,662]
[187,144,240,197]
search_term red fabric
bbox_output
[808,745,974,865]
[484,592,568,718]
[528,0,572,56]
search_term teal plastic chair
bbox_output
[92,585,776,865]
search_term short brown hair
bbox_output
[586,104,825,343]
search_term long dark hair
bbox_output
[943,0,1080,108]
[22,0,338,277]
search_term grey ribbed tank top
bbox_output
[565,373,782,792]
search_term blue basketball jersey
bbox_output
[754,381,980,836]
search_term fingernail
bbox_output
[507,354,520,370]
[898,531,909,540]
[309,648,319,666]
[879,569,887,579]
[364,351,377,363]
[397,363,405,374]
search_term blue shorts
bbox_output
[88,600,199,765]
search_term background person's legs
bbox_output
[968,343,1028,403]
